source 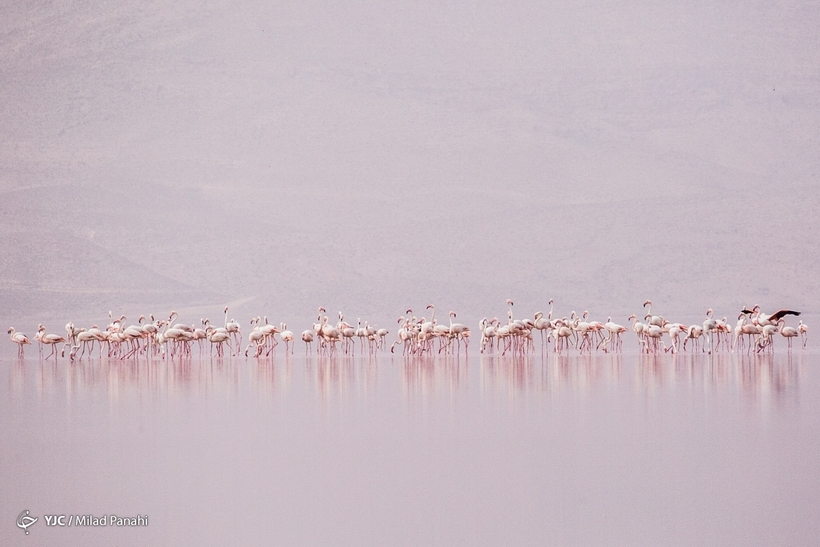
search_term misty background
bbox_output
[1,1,818,338]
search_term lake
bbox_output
[2,350,819,546]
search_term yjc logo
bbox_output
[17,510,38,535]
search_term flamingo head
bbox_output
[643,300,651,307]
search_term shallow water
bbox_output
[2,351,819,546]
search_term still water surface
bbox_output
[2,352,819,546]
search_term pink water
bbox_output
[2,352,819,546]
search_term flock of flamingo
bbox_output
[5,300,809,361]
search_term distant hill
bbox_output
[1,1,817,335]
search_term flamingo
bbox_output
[244,317,265,357]
[192,321,208,355]
[65,330,100,360]
[301,330,314,353]
[757,324,778,353]
[779,320,799,351]
[643,300,664,327]
[644,324,665,353]
[553,320,573,354]
[120,318,147,359]
[628,314,647,352]
[8,327,31,358]
[603,317,627,352]
[731,313,746,353]
[532,312,552,352]
[684,325,703,352]
[742,305,801,326]
[798,320,808,349]
[448,311,469,355]
[421,305,436,338]
[480,317,499,353]
[391,316,411,355]
[320,316,341,354]
[280,323,294,354]
[573,310,594,353]
[740,320,762,354]
[207,328,232,357]
[354,318,368,354]
[224,307,242,349]
[365,322,377,354]
[65,322,85,346]
[376,328,389,350]
[37,325,66,360]
[314,308,325,353]
[260,317,280,356]
[703,308,718,354]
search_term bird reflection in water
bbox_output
[309,355,379,406]
[248,354,296,399]
[19,356,244,403]
[548,354,613,396]
[481,354,535,398]
[401,355,468,403]
[737,352,804,407]
[4,351,807,410]
[628,352,804,406]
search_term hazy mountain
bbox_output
[1,1,818,338]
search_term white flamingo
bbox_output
[376,328,389,350]
[703,308,718,354]
[8,327,31,358]
[448,311,469,355]
[207,328,232,357]
[628,314,646,352]
[224,307,242,349]
[603,317,627,352]
[64,330,100,360]
[643,300,664,327]
[779,320,799,351]
[37,325,66,360]
[798,320,808,349]
[280,323,294,354]
[301,330,314,353]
